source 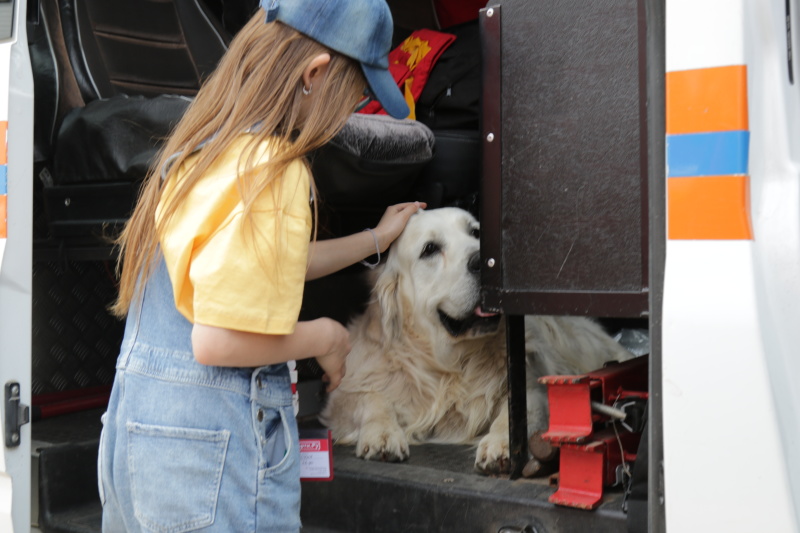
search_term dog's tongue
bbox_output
[474,306,499,318]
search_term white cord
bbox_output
[611,394,632,480]
[359,228,381,269]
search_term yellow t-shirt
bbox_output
[156,135,312,335]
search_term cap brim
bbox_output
[361,63,410,120]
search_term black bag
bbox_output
[415,20,482,131]
[53,94,191,185]
[44,94,191,239]
[413,129,480,210]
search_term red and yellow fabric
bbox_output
[358,29,455,120]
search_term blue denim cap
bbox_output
[260,0,410,119]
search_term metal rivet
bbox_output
[11,433,18,444]
[486,132,495,142]
[257,409,264,422]
[487,8,494,17]
[487,258,496,268]
[64,198,71,207]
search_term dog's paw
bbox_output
[474,432,510,475]
[356,425,410,462]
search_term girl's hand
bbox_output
[314,318,351,392]
[373,201,427,252]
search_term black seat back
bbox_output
[30,0,229,161]
[28,0,229,244]
[59,0,228,101]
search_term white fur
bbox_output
[320,207,634,472]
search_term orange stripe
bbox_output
[0,122,6,165]
[0,195,7,238]
[666,65,748,135]
[668,175,752,239]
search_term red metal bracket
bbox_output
[549,429,641,510]
[540,356,648,443]
[538,375,597,443]
[540,355,649,510]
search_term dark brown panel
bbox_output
[481,0,649,317]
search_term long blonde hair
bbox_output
[111,11,367,317]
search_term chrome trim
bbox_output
[40,7,60,145]
[73,0,101,99]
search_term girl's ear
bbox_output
[302,53,331,92]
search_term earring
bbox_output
[302,83,312,96]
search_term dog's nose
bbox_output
[468,252,481,274]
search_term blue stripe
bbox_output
[667,131,750,177]
[0,165,6,194]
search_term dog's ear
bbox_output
[373,263,404,342]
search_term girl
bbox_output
[98,0,424,531]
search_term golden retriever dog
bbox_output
[320,207,634,474]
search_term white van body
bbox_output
[663,1,800,531]
[0,0,33,530]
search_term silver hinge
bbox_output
[5,382,30,448]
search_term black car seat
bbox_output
[59,0,228,101]
[28,0,230,246]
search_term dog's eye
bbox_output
[420,242,441,258]
[470,227,480,239]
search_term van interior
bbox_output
[25,0,654,531]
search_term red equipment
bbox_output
[539,355,649,510]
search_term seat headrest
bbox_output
[329,114,435,163]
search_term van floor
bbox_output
[32,409,628,533]
[301,438,628,533]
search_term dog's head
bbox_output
[373,207,501,343]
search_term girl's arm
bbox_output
[306,201,425,280]
[191,317,351,391]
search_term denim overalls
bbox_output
[98,257,301,532]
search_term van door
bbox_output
[0,0,35,530]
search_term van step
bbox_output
[37,440,101,533]
[32,408,105,533]
[300,443,629,533]
[32,410,629,532]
